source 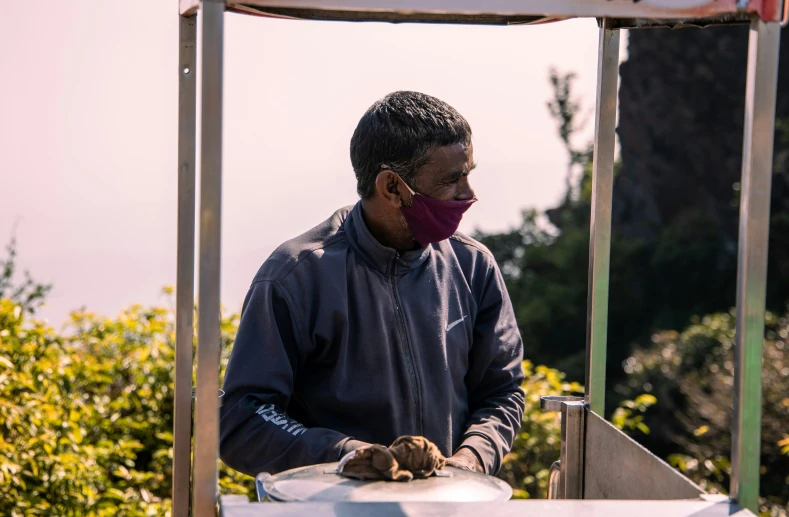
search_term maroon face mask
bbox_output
[398,178,477,248]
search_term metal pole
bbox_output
[585,18,619,416]
[173,13,198,517]
[559,401,586,499]
[730,17,780,514]
[192,1,224,516]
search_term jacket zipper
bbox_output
[390,253,423,436]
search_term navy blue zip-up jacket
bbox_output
[219,203,525,477]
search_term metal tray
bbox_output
[261,463,513,503]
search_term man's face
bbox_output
[411,142,476,202]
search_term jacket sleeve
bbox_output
[459,262,525,475]
[219,279,358,476]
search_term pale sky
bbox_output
[1,2,624,326]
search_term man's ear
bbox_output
[374,170,405,208]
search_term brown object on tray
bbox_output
[338,436,446,482]
[389,435,446,479]
[339,444,413,482]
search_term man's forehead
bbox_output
[423,142,474,169]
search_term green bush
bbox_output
[0,293,254,517]
[1,290,588,512]
[0,238,252,516]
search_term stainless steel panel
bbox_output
[173,13,197,517]
[730,17,781,514]
[585,18,619,415]
[192,1,225,516]
[584,411,704,500]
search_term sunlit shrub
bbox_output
[0,287,251,516]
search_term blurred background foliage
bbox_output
[0,243,252,516]
[474,23,789,516]
[0,241,589,513]
[2,23,789,517]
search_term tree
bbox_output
[475,71,647,389]
[0,236,50,315]
[476,58,789,414]
[619,311,789,516]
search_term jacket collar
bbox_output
[344,202,431,276]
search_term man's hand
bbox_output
[445,447,484,473]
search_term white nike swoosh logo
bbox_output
[446,315,467,332]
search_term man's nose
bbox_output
[456,179,475,201]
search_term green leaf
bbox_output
[103,488,127,502]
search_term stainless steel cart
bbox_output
[172,2,788,516]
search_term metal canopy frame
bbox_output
[174,1,784,516]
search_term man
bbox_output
[220,91,525,477]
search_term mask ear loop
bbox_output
[381,165,416,208]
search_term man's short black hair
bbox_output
[350,91,472,199]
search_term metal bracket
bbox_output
[540,395,584,412]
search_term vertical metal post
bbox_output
[192,1,224,516]
[585,18,620,416]
[559,401,586,499]
[731,17,780,514]
[173,13,197,517]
